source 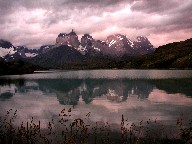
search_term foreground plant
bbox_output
[0,109,191,144]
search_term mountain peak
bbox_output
[69,29,77,36]
[136,36,148,42]
[82,34,93,40]
[58,33,67,37]
[55,30,79,49]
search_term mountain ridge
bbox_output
[0,30,155,62]
[1,31,191,70]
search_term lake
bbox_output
[0,70,192,132]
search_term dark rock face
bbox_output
[55,29,80,49]
[29,45,84,68]
[134,36,155,55]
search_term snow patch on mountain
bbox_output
[25,53,38,57]
[93,46,101,51]
[116,35,124,40]
[109,40,116,47]
[0,46,16,57]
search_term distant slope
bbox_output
[128,38,192,69]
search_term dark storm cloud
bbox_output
[131,0,180,14]
[131,0,192,30]
[0,0,192,48]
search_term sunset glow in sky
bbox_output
[0,0,192,48]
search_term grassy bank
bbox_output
[0,109,191,144]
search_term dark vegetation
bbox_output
[0,109,191,144]
[0,60,46,76]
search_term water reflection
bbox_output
[0,92,13,100]
[1,79,154,105]
[0,78,192,106]
[0,75,192,130]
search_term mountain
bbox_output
[29,45,84,68]
[1,30,155,65]
[79,34,107,57]
[1,34,191,70]
[1,30,156,69]
[35,37,191,69]
[134,36,155,55]
[0,39,54,61]
[27,31,155,68]
[55,29,80,49]
[38,45,54,54]
[54,30,155,57]
[0,39,20,61]
[15,46,39,58]
[119,38,192,69]
[104,34,154,56]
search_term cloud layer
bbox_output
[0,0,192,48]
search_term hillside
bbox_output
[123,38,192,69]
[50,38,192,69]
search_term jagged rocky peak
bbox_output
[82,34,93,40]
[69,29,77,35]
[81,34,94,47]
[136,36,149,42]
[55,29,80,49]
[58,33,68,37]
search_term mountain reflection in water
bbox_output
[0,75,192,130]
[0,78,192,106]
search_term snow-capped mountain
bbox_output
[0,39,53,61]
[79,34,107,56]
[0,39,21,61]
[54,30,155,57]
[105,34,155,56]
[105,34,135,56]
[16,46,39,58]
[0,40,16,58]
[1,30,155,65]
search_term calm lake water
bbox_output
[0,70,192,130]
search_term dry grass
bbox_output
[0,109,191,144]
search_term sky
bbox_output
[0,0,192,48]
